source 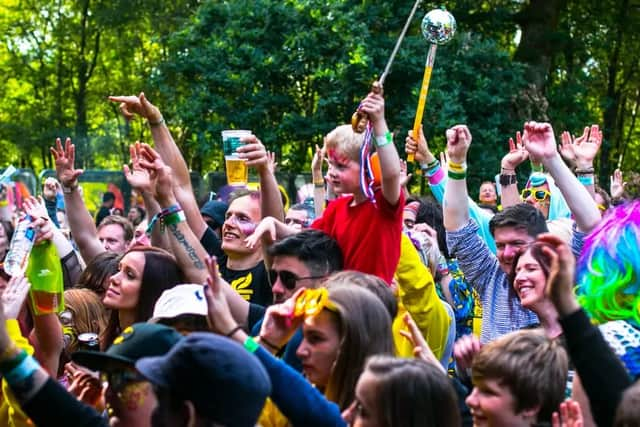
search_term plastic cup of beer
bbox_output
[222,130,251,186]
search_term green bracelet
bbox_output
[374,131,393,148]
[244,336,259,353]
[448,170,467,180]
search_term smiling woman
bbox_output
[102,245,183,346]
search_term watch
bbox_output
[499,174,517,186]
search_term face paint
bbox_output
[228,216,256,236]
[327,149,350,165]
[119,381,150,411]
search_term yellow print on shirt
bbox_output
[231,273,254,301]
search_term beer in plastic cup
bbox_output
[222,130,251,186]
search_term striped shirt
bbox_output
[447,219,585,343]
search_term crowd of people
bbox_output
[0,88,636,427]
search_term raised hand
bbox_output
[23,197,54,244]
[1,274,31,319]
[244,217,276,249]
[501,131,529,170]
[311,143,326,177]
[552,399,584,427]
[259,288,305,350]
[561,125,602,170]
[610,168,626,200]
[445,125,472,164]
[50,138,83,188]
[65,362,103,408]
[399,159,412,188]
[236,135,269,173]
[537,233,580,316]
[399,312,445,373]
[123,142,156,194]
[267,151,278,174]
[405,126,435,164]
[522,121,558,164]
[135,143,173,203]
[202,256,236,335]
[108,92,162,122]
[358,91,386,126]
[453,334,482,373]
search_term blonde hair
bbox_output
[63,288,110,351]
[325,124,364,162]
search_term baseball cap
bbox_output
[72,323,182,373]
[200,200,228,229]
[136,332,271,427]
[150,284,208,322]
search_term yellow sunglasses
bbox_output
[521,188,551,202]
[293,288,337,318]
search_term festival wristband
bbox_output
[0,348,26,373]
[428,167,445,184]
[447,161,467,173]
[4,354,39,385]
[243,336,259,353]
[160,204,182,217]
[577,175,594,186]
[374,131,393,148]
[448,170,467,180]
[531,162,544,173]
[161,211,186,232]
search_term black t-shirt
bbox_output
[219,254,273,307]
[200,226,225,258]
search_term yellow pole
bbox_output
[408,43,438,162]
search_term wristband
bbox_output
[575,167,595,175]
[0,348,27,373]
[427,167,445,184]
[374,131,393,148]
[448,170,467,180]
[258,335,282,353]
[243,336,259,353]
[148,117,165,127]
[161,211,186,232]
[0,200,8,207]
[448,161,467,173]
[225,325,243,338]
[531,162,544,173]
[421,159,439,170]
[577,175,595,186]
[4,354,39,385]
[61,182,78,194]
[160,204,182,216]
[499,174,517,186]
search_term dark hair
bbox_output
[268,229,343,277]
[489,203,548,238]
[614,380,640,427]
[365,356,461,427]
[131,206,146,221]
[75,251,121,296]
[102,191,115,203]
[594,185,611,210]
[104,246,183,346]
[411,197,449,259]
[508,242,553,285]
[325,271,398,320]
[98,215,134,243]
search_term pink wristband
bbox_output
[428,167,445,185]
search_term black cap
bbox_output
[200,200,228,229]
[136,332,271,427]
[72,323,182,373]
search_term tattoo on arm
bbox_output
[169,224,205,270]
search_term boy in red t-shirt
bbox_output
[310,90,404,283]
[247,89,404,284]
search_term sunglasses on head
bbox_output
[268,270,325,291]
[521,188,551,202]
[293,288,337,318]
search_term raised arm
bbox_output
[560,125,602,199]
[311,143,326,217]
[236,135,284,221]
[522,122,601,233]
[109,93,211,243]
[499,131,528,209]
[359,89,401,206]
[50,138,104,263]
[137,144,252,327]
[443,125,473,231]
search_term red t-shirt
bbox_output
[312,190,404,284]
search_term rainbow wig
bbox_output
[576,200,640,325]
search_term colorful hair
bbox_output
[576,200,640,325]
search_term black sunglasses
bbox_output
[268,270,325,290]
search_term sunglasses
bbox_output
[268,269,325,291]
[520,188,551,202]
[292,288,337,318]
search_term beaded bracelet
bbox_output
[448,170,467,180]
[374,131,393,148]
